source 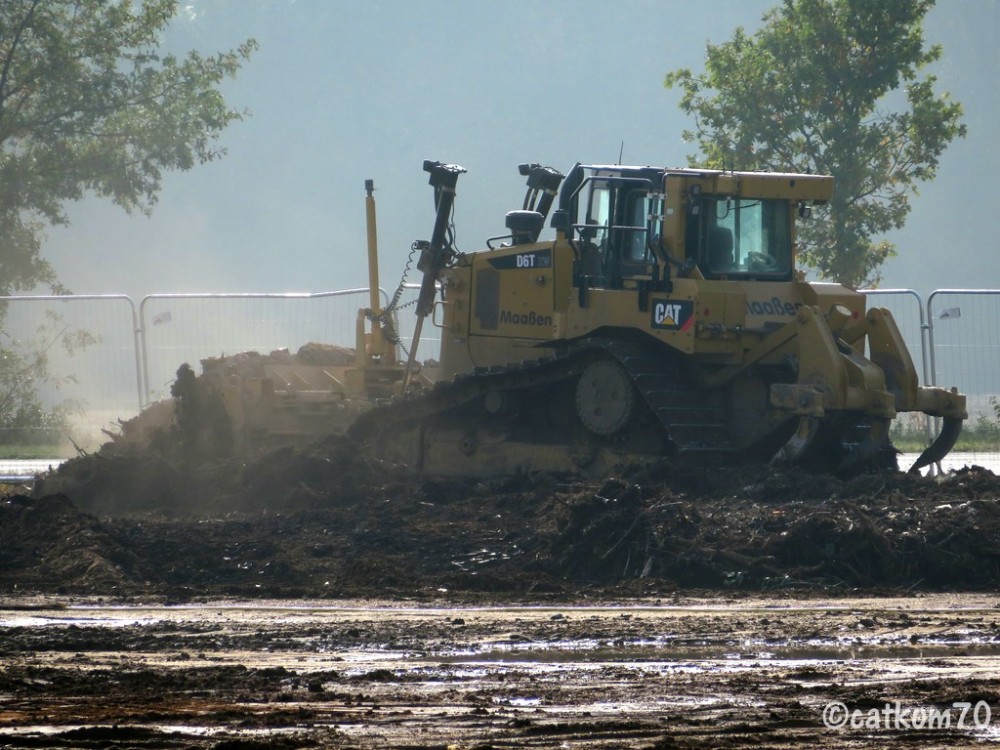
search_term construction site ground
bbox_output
[4,434,1000,748]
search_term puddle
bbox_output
[0,614,161,628]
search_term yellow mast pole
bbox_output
[364,179,386,358]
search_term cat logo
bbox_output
[651,299,694,331]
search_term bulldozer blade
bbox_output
[836,418,891,475]
[909,416,963,475]
[770,416,819,465]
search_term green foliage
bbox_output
[664,0,965,287]
[0,310,97,447]
[0,2,253,448]
[0,0,257,294]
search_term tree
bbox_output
[0,1,254,450]
[664,0,965,287]
[0,0,257,295]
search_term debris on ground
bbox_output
[7,426,1000,596]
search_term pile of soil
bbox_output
[106,342,361,463]
[6,431,1000,597]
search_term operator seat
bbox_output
[708,226,734,272]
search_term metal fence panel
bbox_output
[0,295,141,453]
[859,289,934,450]
[139,289,379,404]
[860,289,928,384]
[920,290,1000,473]
[928,290,1000,424]
[2,285,996,471]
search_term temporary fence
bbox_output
[0,294,142,451]
[138,289,383,405]
[927,290,1000,409]
[926,291,1000,468]
[0,286,997,465]
[859,289,929,384]
[858,288,1000,471]
[859,289,935,448]
[389,283,441,363]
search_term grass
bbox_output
[891,416,1000,453]
[0,444,70,460]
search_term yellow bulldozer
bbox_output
[154,159,964,478]
[345,160,966,477]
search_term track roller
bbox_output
[575,358,636,436]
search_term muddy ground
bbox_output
[4,427,1000,748]
[3,596,1000,749]
[4,434,1000,597]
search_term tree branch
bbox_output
[0,0,43,117]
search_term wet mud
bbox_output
[4,430,1000,747]
[2,597,1000,748]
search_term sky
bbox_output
[42,0,1000,301]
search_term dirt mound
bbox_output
[17,338,1000,596]
[34,432,388,517]
[200,342,356,374]
[99,343,362,465]
[12,435,1000,595]
[0,495,145,591]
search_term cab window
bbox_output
[699,198,791,278]
[623,192,654,263]
[583,184,611,246]
[570,172,661,287]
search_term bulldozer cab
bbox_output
[561,165,665,290]
[558,165,831,289]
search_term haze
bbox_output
[42,0,1000,300]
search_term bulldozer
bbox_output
[146,158,964,477]
[346,159,966,477]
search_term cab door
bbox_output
[570,171,663,292]
[612,186,664,286]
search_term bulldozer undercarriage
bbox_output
[347,338,908,478]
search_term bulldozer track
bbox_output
[347,349,596,454]
[590,339,734,457]
[345,334,907,476]
[349,338,742,470]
